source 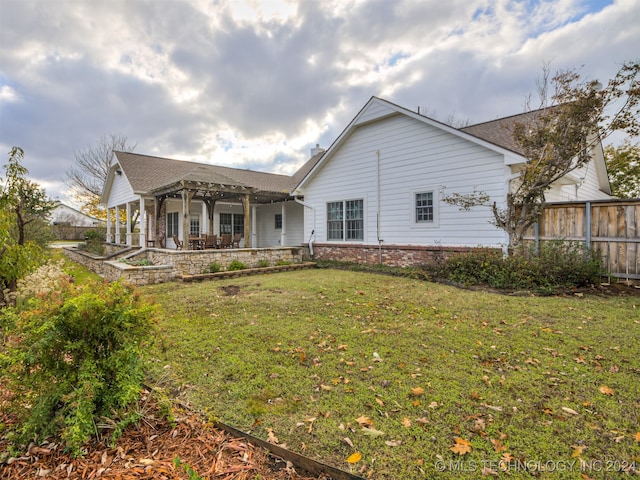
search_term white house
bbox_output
[50,202,103,227]
[100,96,610,263]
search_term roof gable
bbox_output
[294,97,527,191]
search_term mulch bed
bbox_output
[0,388,324,480]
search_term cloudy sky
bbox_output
[0,0,638,204]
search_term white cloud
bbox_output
[0,0,635,203]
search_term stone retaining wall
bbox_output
[63,246,307,286]
[140,246,304,275]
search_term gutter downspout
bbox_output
[376,150,383,264]
[295,197,315,256]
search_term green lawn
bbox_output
[142,270,640,479]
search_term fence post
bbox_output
[534,221,539,254]
[585,202,591,250]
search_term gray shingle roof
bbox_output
[461,107,561,155]
[114,151,300,195]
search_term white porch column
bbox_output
[251,205,257,248]
[125,202,132,246]
[201,202,207,236]
[243,194,251,248]
[280,203,287,247]
[114,206,121,244]
[106,207,112,243]
[139,197,146,247]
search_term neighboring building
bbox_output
[50,202,104,241]
[101,96,611,260]
[50,202,103,227]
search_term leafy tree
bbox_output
[66,134,136,221]
[605,139,640,198]
[0,147,53,306]
[445,61,640,247]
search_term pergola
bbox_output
[148,169,291,249]
[105,167,292,250]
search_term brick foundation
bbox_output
[310,243,499,267]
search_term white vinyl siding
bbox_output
[106,169,137,207]
[301,112,510,247]
[256,202,304,247]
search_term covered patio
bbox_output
[102,152,309,251]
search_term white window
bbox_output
[190,214,200,236]
[416,192,434,222]
[327,199,363,241]
[220,213,244,236]
[412,189,439,227]
[167,212,179,237]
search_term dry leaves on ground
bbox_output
[0,389,324,480]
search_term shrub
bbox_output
[275,260,291,266]
[1,280,155,455]
[83,229,104,242]
[430,241,603,293]
[227,260,246,271]
[119,258,153,266]
[207,262,221,273]
[15,259,72,306]
[257,260,270,268]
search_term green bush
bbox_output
[430,241,604,293]
[119,258,153,266]
[83,229,104,242]
[207,262,221,273]
[1,280,155,455]
[227,260,246,271]
[257,260,270,268]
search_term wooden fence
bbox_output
[522,199,640,281]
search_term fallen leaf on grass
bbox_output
[402,418,412,428]
[450,437,472,455]
[561,407,579,416]
[411,387,424,396]
[346,452,362,463]
[361,427,385,438]
[266,429,279,444]
[571,445,587,458]
[343,437,354,448]
[355,415,373,427]
[482,465,499,476]
[490,438,507,453]
[385,440,402,447]
[598,385,615,396]
[635,432,640,443]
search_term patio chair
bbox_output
[172,234,183,250]
[204,234,218,249]
[232,233,242,248]
[220,234,232,249]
